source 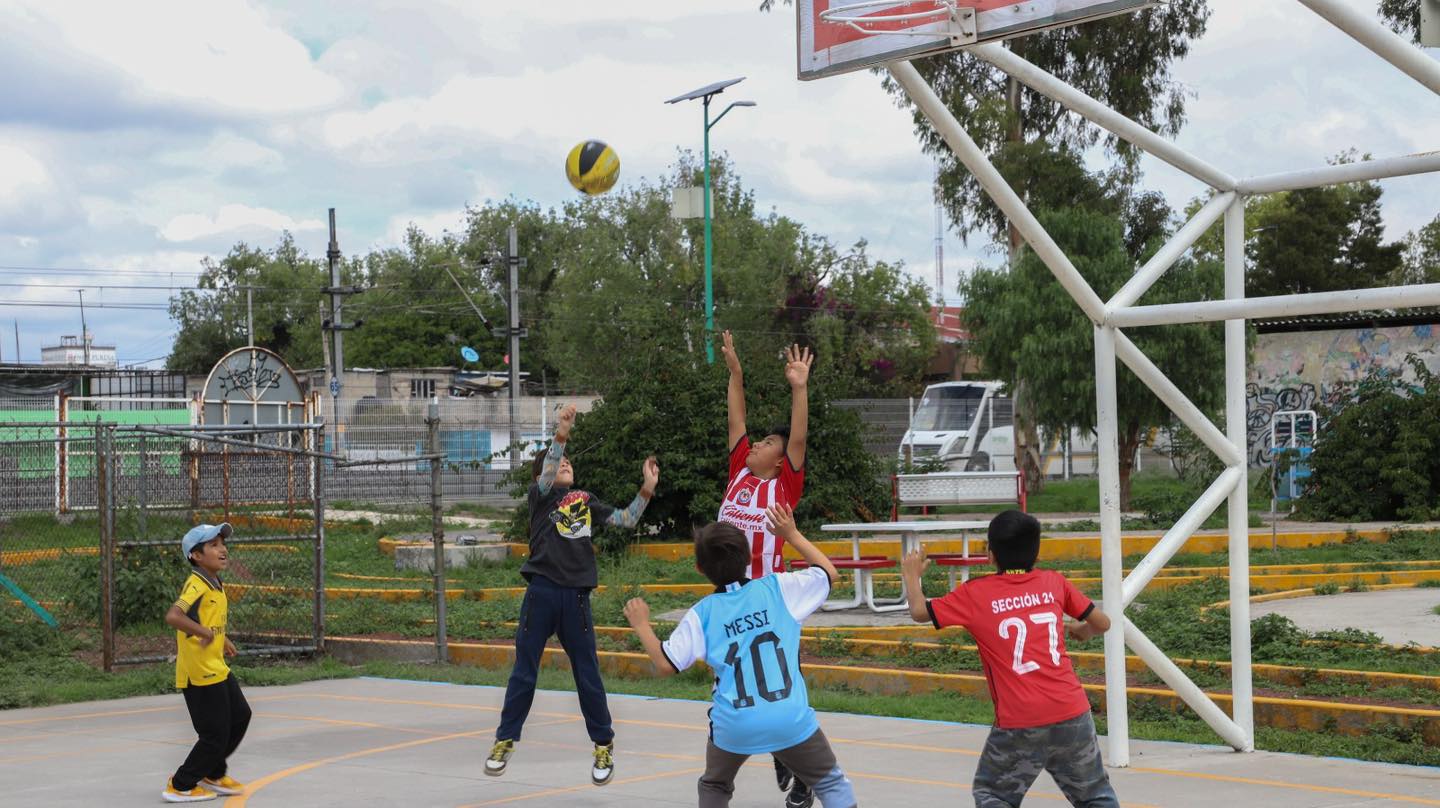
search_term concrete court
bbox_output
[3,678,1438,808]
[1251,588,1440,647]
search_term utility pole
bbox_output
[75,289,91,367]
[245,286,254,348]
[507,224,521,469]
[322,209,363,452]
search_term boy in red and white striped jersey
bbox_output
[717,330,815,807]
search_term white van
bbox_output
[898,381,1103,475]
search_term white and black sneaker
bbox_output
[485,739,515,776]
[785,780,815,808]
[591,742,614,786]
[774,759,794,792]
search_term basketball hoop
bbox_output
[818,0,976,42]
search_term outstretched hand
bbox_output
[720,330,742,376]
[901,547,930,581]
[641,455,660,494]
[784,344,814,388]
[764,502,797,540]
[556,404,577,440]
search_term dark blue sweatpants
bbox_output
[495,574,614,744]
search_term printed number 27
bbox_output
[999,613,1061,675]
[723,631,793,709]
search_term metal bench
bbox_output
[928,553,989,588]
[891,470,1026,520]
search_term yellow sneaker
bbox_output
[162,779,217,802]
[202,775,245,796]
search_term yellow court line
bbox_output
[1127,766,1440,806]
[458,767,707,807]
[222,717,578,808]
[302,691,1440,805]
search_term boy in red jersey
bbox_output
[717,330,812,581]
[717,330,815,807]
[901,510,1118,808]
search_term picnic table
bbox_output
[797,520,989,613]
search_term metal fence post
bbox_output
[137,434,148,540]
[428,402,447,663]
[97,426,115,673]
[313,424,326,653]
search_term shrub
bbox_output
[65,546,187,628]
[1298,356,1440,522]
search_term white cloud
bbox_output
[160,204,324,242]
[8,1,343,118]
[0,142,77,232]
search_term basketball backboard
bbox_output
[797,0,1154,80]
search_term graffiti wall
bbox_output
[1247,324,1440,465]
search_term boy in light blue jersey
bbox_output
[625,503,858,808]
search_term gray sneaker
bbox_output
[485,739,515,777]
[591,742,614,786]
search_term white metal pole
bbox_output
[1092,323,1128,766]
[1109,192,1235,311]
[888,60,1108,323]
[967,43,1237,191]
[1123,619,1250,750]
[1237,151,1440,195]
[1122,466,1242,605]
[1224,198,1255,752]
[1296,0,1440,95]
[1114,332,1242,467]
[1109,282,1440,327]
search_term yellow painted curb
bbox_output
[1206,582,1426,612]
[0,543,298,567]
[623,529,1392,563]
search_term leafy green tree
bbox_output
[166,234,327,374]
[554,348,890,543]
[1393,214,1440,285]
[960,206,1225,507]
[1379,0,1424,43]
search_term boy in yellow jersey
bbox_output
[161,523,251,803]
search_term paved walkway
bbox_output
[4,678,1439,807]
[1251,588,1440,647]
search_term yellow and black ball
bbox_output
[565,140,620,195]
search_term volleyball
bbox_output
[565,140,620,195]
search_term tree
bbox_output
[166,234,327,374]
[1185,159,1406,298]
[1393,214,1440,285]
[1379,0,1425,43]
[555,347,890,542]
[509,154,936,397]
[960,206,1225,508]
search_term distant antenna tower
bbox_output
[933,162,945,319]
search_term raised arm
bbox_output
[721,330,747,449]
[765,502,836,585]
[784,344,813,470]
[606,456,659,529]
[536,404,575,495]
[900,548,932,624]
[623,598,677,676]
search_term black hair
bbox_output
[987,510,1041,572]
[763,425,791,445]
[530,449,547,481]
[693,522,751,588]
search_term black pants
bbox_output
[173,675,251,791]
[496,574,613,744]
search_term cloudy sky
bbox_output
[1,0,1436,368]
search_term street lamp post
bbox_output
[666,77,756,363]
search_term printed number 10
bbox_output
[724,631,794,709]
[999,613,1061,675]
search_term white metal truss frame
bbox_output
[877,0,1440,765]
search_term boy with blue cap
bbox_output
[161,522,250,803]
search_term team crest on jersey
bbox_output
[550,491,593,539]
[735,486,753,506]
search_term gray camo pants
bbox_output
[972,712,1119,808]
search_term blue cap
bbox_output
[182,523,232,562]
